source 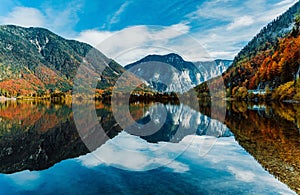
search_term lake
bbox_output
[0,100,298,194]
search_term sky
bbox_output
[0,0,298,65]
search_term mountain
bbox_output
[194,1,300,101]
[0,25,126,97]
[125,53,232,93]
[194,59,233,81]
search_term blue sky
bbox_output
[0,0,298,64]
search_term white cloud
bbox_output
[74,0,299,63]
[227,16,254,30]
[75,23,195,65]
[152,23,191,40]
[0,7,45,27]
[76,30,115,45]
[275,0,298,6]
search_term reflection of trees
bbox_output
[273,103,297,122]
[231,101,247,113]
[0,100,155,173]
[0,100,88,173]
[0,100,72,135]
[224,102,300,194]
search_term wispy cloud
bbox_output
[43,1,83,36]
[76,0,299,64]
[109,1,131,25]
[275,0,298,6]
[226,16,254,30]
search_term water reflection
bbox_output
[0,100,299,193]
[134,103,232,143]
[225,101,300,194]
[0,100,230,174]
[0,100,88,173]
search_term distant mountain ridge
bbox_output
[125,53,232,93]
[0,25,125,97]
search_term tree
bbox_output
[232,86,248,100]
[271,61,279,76]
[280,62,293,83]
[295,10,300,29]
[292,10,300,37]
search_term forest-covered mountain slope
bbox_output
[0,25,126,97]
[194,1,300,101]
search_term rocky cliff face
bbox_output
[125,53,232,93]
[194,59,232,82]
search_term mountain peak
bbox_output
[127,53,185,67]
[162,53,184,59]
[0,25,54,37]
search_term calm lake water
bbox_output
[0,100,299,194]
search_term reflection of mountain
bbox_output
[139,104,232,143]
[0,101,123,173]
[0,101,231,173]
[223,102,300,194]
[125,53,231,93]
